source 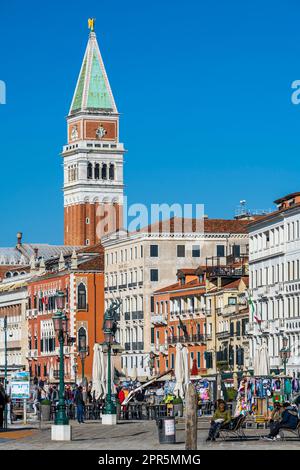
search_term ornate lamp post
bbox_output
[51,291,71,441]
[280,336,291,375]
[3,316,8,429]
[102,301,120,425]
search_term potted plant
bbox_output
[172,396,183,417]
[40,399,51,421]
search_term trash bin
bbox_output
[156,416,176,444]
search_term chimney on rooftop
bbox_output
[16,232,23,248]
[34,247,39,259]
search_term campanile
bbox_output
[62,22,125,246]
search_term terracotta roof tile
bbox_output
[135,217,249,235]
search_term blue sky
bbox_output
[1,0,300,245]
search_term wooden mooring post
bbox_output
[185,383,198,450]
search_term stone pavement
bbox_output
[0,420,299,450]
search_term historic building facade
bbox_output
[152,268,207,376]
[102,217,249,380]
[0,235,78,380]
[62,29,125,246]
[26,245,105,382]
[248,192,300,377]
[0,273,33,378]
[204,275,249,389]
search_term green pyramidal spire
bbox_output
[70,31,117,115]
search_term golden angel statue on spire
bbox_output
[88,18,96,32]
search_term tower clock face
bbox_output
[96,125,107,139]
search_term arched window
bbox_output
[78,327,87,352]
[109,164,115,180]
[5,272,12,278]
[87,162,93,179]
[77,282,87,310]
[101,163,107,180]
[94,163,100,179]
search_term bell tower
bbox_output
[62,22,125,246]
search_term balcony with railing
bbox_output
[216,330,230,339]
[167,334,206,345]
[151,314,167,325]
[132,311,144,320]
[26,309,38,319]
[128,282,137,289]
[131,342,144,351]
[27,349,38,359]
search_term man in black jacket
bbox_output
[74,386,85,423]
[265,402,299,440]
[0,383,7,429]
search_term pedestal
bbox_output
[102,414,117,425]
[51,424,72,441]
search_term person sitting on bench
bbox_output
[206,399,231,441]
[265,402,298,441]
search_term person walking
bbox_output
[74,386,85,423]
[0,383,7,430]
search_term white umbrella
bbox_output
[173,343,184,399]
[254,338,270,376]
[91,343,105,400]
[182,346,190,395]
[131,366,137,382]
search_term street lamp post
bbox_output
[3,316,7,429]
[73,363,78,386]
[51,291,71,441]
[102,302,119,425]
[279,336,291,376]
[78,336,89,385]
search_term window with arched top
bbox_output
[95,163,100,179]
[77,282,87,310]
[5,272,12,278]
[109,164,115,180]
[101,163,107,179]
[78,327,87,352]
[87,162,93,179]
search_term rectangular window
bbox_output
[150,244,158,257]
[150,269,159,282]
[171,353,175,369]
[232,245,240,257]
[177,245,185,257]
[228,297,237,305]
[151,296,154,312]
[192,245,200,257]
[197,351,201,368]
[217,245,225,257]
[151,328,155,344]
